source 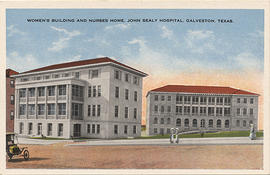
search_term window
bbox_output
[216,97,223,105]
[28,104,35,115]
[250,108,254,116]
[167,128,171,134]
[249,120,253,125]
[88,86,92,97]
[224,97,231,105]
[208,107,214,116]
[176,95,182,103]
[161,96,165,101]
[225,120,229,128]
[47,123,52,136]
[58,85,66,96]
[184,106,190,115]
[243,108,247,116]
[58,103,66,115]
[87,124,91,134]
[200,107,206,116]
[98,85,101,97]
[192,96,199,104]
[176,106,182,115]
[115,87,119,98]
[38,104,45,115]
[133,125,137,134]
[200,97,207,105]
[124,125,128,134]
[243,98,247,104]
[208,97,215,105]
[154,128,158,134]
[167,118,171,124]
[176,118,181,127]
[28,123,33,135]
[38,87,45,97]
[167,106,171,113]
[160,118,164,124]
[97,124,100,134]
[125,107,129,118]
[114,70,121,80]
[133,76,139,85]
[37,123,42,135]
[88,105,91,117]
[19,89,26,98]
[125,89,129,100]
[125,73,129,82]
[91,69,99,78]
[21,78,29,82]
[114,125,118,134]
[72,85,83,98]
[58,124,63,136]
[75,72,80,78]
[154,95,158,101]
[192,119,197,127]
[216,107,223,116]
[97,105,101,117]
[53,74,59,78]
[115,106,118,117]
[19,122,24,134]
[71,103,83,119]
[154,117,158,124]
[200,119,205,128]
[192,107,198,115]
[243,120,247,127]
[236,120,240,127]
[10,110,14,120]
[184,96,191,104]
[161,106,164,113]
[208,119,213,128]
[134,91,137,102]
[44,75,50,79]
[92,105,96,116]
[250,98,254,104]
[154,105,158,113]
[62,73,70,77]
[237,108,241,116]
[19,104,26,115]
[47,104,55,115]
[92,124,96,134]
[48,86,55,96]
[217,120,221,128]
[167,96,171,101]
[224,108,231,116]
[134,108,137,119]
[93,86,96,97]
[10,95,14,105]
[237,98,241,103]
[10,80,15,87]
[28,88,35,97]
[184,119,189,127]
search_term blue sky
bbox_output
[6,9,264,77]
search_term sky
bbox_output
[6,9,264,129]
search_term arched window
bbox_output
[208,119,213,128]
[167,118,171,124]
[176,118,181,126]
[200,119,205,128]
[249,120,253,125]
[225,120,229,128]
[184,119,189,127]
[160,118,164,124]
[243,120,247,127]
[217,119,221,128]
[192,119,197,127]
[154,117,158,124]
[236,120,240,127]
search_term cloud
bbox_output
[160,26,173,39]
[248,30,263,38]
[6,51,41,72]
[48,26,81,52]
[184,30,215,54]
[228,52,263,71]
[7,25,25,37]
[104,23,131,31]
[86,36,110,47]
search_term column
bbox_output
[45,87,48,119]
[35,87,38,119]
[55,85,58,119]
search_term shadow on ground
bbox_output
[7,157,49,163]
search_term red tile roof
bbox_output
[149,85,259,96]
[21,57,147,76]
[6,69,19,77]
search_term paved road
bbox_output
[67,137,263,146]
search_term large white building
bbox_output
[13,57,147,139]
[146,85,259,136]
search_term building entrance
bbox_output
[73,124,81,137]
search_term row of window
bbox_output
[87,105,101,117]
[19,103,67,116]
[113,125,137,134]
[19,122,64,136]
[115,106,137,119]
[115,87,138,101]
[19,85,67,98]
[237,97,254,104]
[237,108,254,116]
[87,124,100,134]
[88,85,101,97]
[114,70,140,85]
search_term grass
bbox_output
[137,130,264,139]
